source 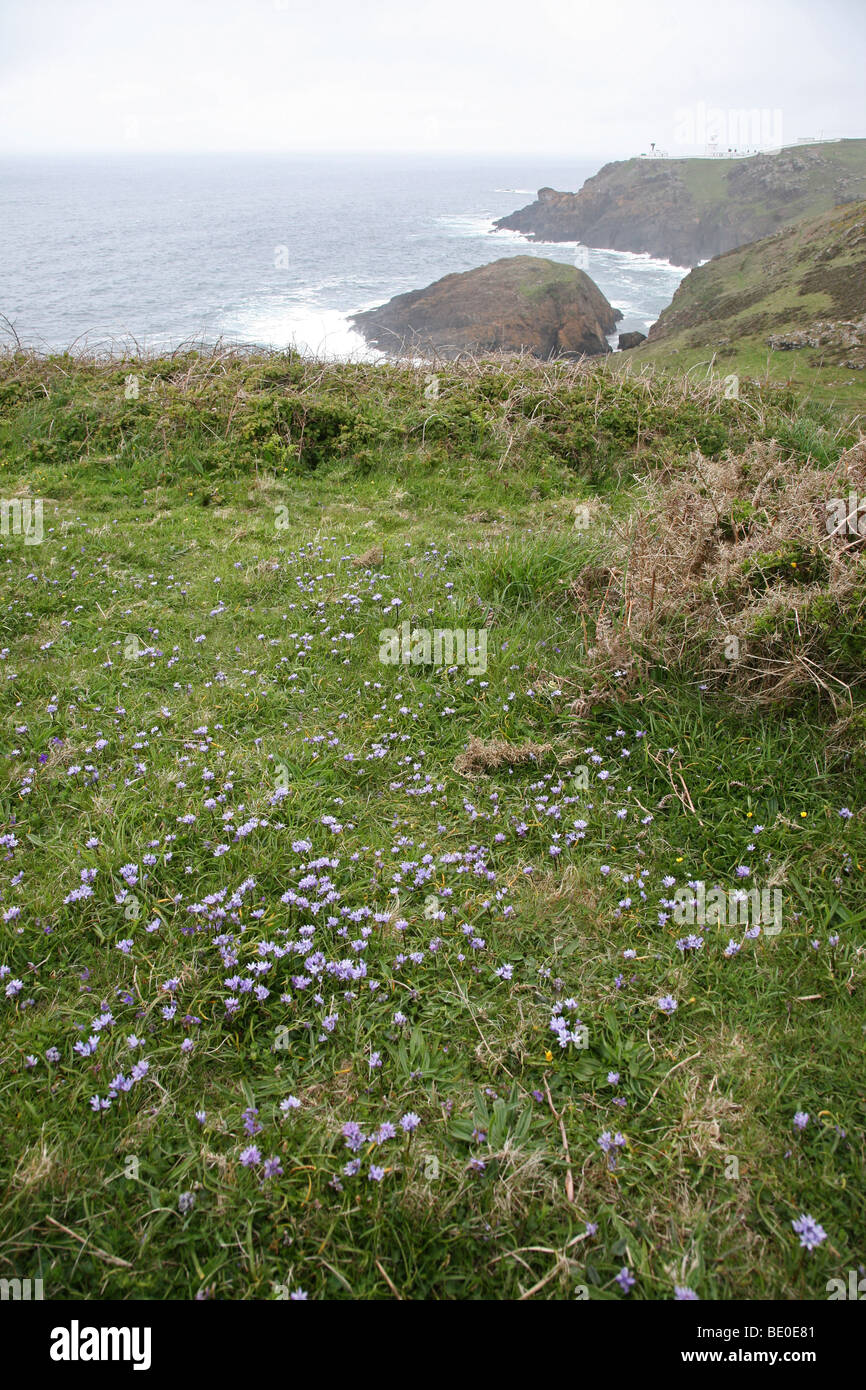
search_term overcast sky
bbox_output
[1,0,863,158]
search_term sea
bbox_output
[0,153,688,359]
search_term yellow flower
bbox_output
[544,1050,553,1062]
[801,811,807,818]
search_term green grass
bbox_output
[0,348,864,1301]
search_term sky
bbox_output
[0,0,863,159]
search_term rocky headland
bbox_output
[351,256,622,360]
[494,139,866,267]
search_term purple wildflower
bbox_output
[791,1214,827,1251]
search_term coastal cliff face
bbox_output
[495,139,866,267]
[497,166,701,265]
[351,256,621,359]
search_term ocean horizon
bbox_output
[0,153,688,359]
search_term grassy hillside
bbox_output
[0,348,864,1301]
[626,200,866,410]
[677,137,866,222]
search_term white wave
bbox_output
[435,214,500,237]
[593,246,692,274]
[221,303,383,361]
[482,228,690,278]
[484,225,557,246]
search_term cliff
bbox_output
[494,139,866,267]
[351,256,621,360]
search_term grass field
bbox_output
[1,347,864,1301]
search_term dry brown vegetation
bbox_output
[570,439,866,707]
[454,736,554,776]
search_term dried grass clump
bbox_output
[454,736,553,776]
[352,546,384,568]
[570,439,866,706]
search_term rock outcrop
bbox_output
[766,317,866,351]
[351,257,621,360]
[618,331,647,350]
